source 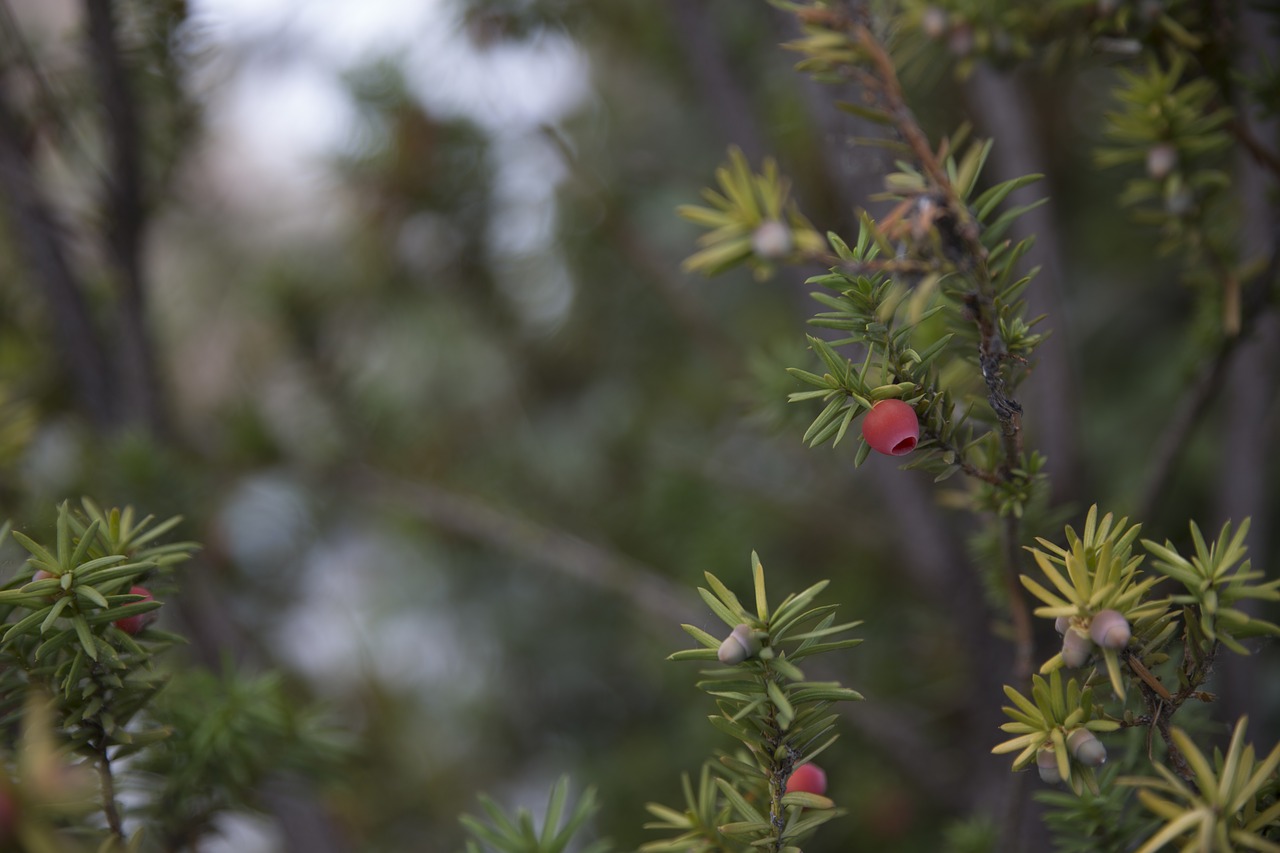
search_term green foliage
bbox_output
[1120,719,1280,853]
[1035,764,1161,853]
[677,147,827,279]
[0,501,195,753]
[1143,518,1280,655]
[680,2,1280,848]
[459,775,612,853]
[645,553,862,852]
[992,669,1119,795]
[0,500,345,851]
[130,665,348,849]
[1006,508,1280,846]
[641,764,733,853]
[1022,505,1168,696]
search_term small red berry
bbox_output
[786,763,827,796]
[862,399,920,456]
[114,586,157,635]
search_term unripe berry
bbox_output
[1061,627,1093,668]
[1089,609,1131,650]
[114,586,157,635]
[1054,615,1070,635]
[751,220,793,259]
[1067,728,1107,767]
[921,6,948,39]
[786,763,827,796]
[1165,184,1194,217]
[33,569,55,581]
[1036,746,1061,784]
[947,23,974,56]
[861,400,919,456]
[1146,143,1178,179]
[717,623,761,665]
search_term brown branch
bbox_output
[0,84,116,427]
[1137,227,1280,522]
[1228,116,1280,180]
[84,0,167,436]
[1118,643,1219,780]
[834,16,1035,687]
[348,466,705,634]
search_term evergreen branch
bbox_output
[1119,643,1219,783]
[838,9,1034,680]
[94,740,126,842]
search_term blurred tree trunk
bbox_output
[1212,0,1280,745]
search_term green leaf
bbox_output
[699,587,745,629]
[752,552,769,621]
[974,173,1044,221]
[768,680,795,729]
[2,604,54,644]
[72,616,99,661]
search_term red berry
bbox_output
[114,586,157,635]
[862,400,919,456]
[786,763,827,796]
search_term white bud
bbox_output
[1067,728,1107,767]
[750,220,793,259]
[1061,627,1094,668]
[718,624,761,665]
[1089,609,1131,650]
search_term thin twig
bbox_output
[94,743,126,841]
[836,13,1035,681]
[1137,227,1280,522]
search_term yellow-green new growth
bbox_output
[1143,517,1280,656]
[678,147,825,279]
[1021,505,1169,696]
[992,669,1120,796]
[1120,717,1280,853]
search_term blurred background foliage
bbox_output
[0,0,1276,850]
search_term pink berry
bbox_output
[786,763,827,796]
[862,400,920,456]
[114,586,157,635]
